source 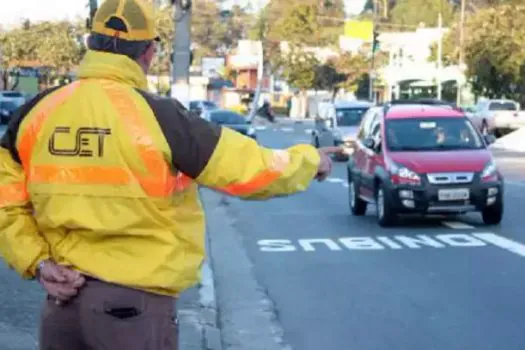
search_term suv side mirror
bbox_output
[362,137,375,149]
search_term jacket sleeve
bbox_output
[137,92,321,200]
[196,127,321,199]
[0,147,50,278]
[0,90,56,279]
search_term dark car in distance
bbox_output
[189,100,218,117]
[0,101,20,124]
[203,109,257,140]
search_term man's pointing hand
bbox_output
[316,146,345,181]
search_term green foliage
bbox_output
[0,20,85,88]
[463,4,525,100]
[332,52,370,92]
[252,0,345,79]
[264,0,344,46]
[430,2,525,100]
[191,0,252,60]
[390,0,456,27]
[280,46,320,91]
[153,5,174,75]
[313,62,346,92]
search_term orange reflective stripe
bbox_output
[18,82,81,171]
[19,81,190,197]
[0,183,28,208]
[30,165,132,185]
[219,150,290,196]
[221,170,281,196]
[100,81,183,196]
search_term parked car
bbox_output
[189,100,218,117]
[469,99,525,137]
[0,100,19,124]
[347,102,503,227]
[0,90,26,107]
[312,100,373,161]
[203,109,257,140]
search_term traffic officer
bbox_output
[0,0,341,349]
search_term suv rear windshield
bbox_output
[488,102,517,111]
[385,118,484,151]
[336,107,369,126]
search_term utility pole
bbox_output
[436,0,443,100]
[457,0,466,106]
[171,0,192,108]
[88,0,98,28]
[369,0,377,103]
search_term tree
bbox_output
[313,62,346,96]
[332,52,370,92]
[191,0,252,62]
[0,20,84,89]
[152,5,174,75]
[390,0,456,27]
[461,4,525,101]
[265,0,344,46]
[34,21,85,73]
[217,5,252,52]
[251,0,345,74]
[280,46,319,91]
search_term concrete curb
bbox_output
[201,189,291,350]
[178,191,223,350]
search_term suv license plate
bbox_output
[438,188,470,201]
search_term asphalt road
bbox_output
[2,121,525,350]
[221,122,525,350]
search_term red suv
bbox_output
[347,103,504,227]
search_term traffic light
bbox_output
[372,30,380,53]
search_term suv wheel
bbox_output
[482,200,503,225]
[348,176,367,215]
[376,184,397,227]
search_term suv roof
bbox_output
[333,100,373,109]
[384,104,465,120]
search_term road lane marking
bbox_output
[281,127,294,132]
[442,221,475,229]
[254,126,267,131]
[257,233,490,252]
[299,239,343,251]
[326,177,344,183]
[473,233,525,258]
[305,129,313,134]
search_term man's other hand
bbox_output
[316,146,344,181]
[38,260,86,301]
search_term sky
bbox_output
[0,0,367,28]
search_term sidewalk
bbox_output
[491,128,525,152]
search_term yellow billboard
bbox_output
[344,20,373,41]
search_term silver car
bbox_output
[312,100,373,160]
[469,99,525,136]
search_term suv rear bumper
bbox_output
[387,178,503,214]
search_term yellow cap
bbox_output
[92,0,160,42]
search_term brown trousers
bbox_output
[39,277,178,350]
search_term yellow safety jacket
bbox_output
[0,50,320,296]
